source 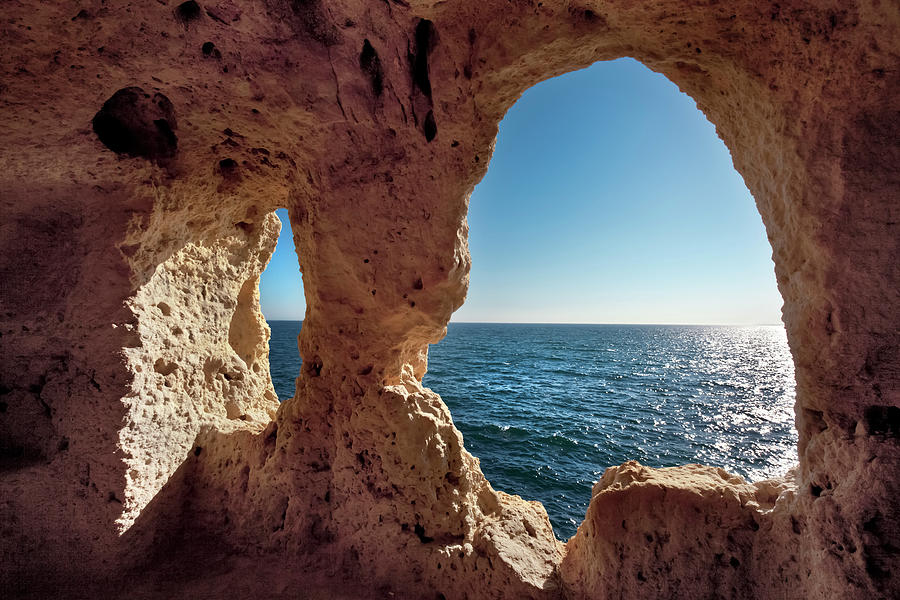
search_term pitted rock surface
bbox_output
[0,1,897,598]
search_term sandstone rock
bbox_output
[561,461,799,599]
[0,0,897,598]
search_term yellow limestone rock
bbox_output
[562,461,799,599]
[0,0,897,598]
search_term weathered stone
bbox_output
[0,1,897,598]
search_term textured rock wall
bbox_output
[0,0,897,598]
[561,462,799,599]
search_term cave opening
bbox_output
[259,208,305,403]
[423,58,798,539]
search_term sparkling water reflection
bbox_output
[423,324,797,540]
[267,322,798,541]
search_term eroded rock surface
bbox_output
[562,462,800,599]
[0,0,897,598]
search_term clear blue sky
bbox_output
[260,58,783,325]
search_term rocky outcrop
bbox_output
[0,1,897,598]
[562,462,800,599]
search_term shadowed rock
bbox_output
[92,87,178,162]
[1,0,898,598]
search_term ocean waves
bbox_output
[267,321,797,541]
[424,323,797,540]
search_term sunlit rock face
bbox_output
[561,461,800,599]
[0,1,897,598]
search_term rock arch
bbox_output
[0,1,896,598]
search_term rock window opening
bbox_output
[422,59,798,540]
[258,208,305,402]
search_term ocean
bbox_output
[267,322,797,540]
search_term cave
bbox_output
[0,1,897,599]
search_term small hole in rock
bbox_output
[423,110,437,142]
[863,405,900,438]
[359,39,384,96]
[175,1,202,23]
[92,87,178,162]
[153,358,177,376]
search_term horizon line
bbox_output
[264,318,784,327]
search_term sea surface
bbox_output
[267,321,797,540]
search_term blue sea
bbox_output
[268,322,797,540]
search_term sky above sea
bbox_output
[260,58,783,325]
